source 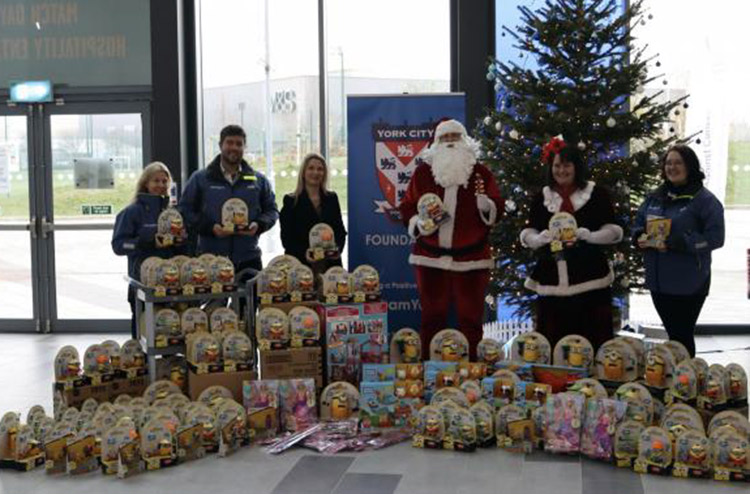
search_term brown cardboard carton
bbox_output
[259,347,323,389]
[187,369,256,403]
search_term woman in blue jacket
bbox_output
[633,144,725,357]
[112,162,183,337]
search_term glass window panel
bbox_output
[0,116,29,222]
[0,231,33,318]
[55,229,129,319]
[631,0,750,325]
[50,113,142,222]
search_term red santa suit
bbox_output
[400,122,503,358]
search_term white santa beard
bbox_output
[430,144,476,188]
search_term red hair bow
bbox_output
[541,136,567,164]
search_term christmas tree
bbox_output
[476,0,688,319]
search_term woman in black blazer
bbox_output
[280,152,347,271]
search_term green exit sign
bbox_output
[81,204,113,215]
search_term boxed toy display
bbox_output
[390,328,422,363]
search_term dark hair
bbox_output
[660,144,705,184]
[546,145,588,189]
[219,124,246,145]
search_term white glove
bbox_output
[575,227,591,242]
[520,229,552,250]
[476,194,493,213]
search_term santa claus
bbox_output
[400,119,503,359]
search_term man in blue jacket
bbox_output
[179,125,279,276]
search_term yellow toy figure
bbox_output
[170,365,186,388]
[298,271,314,292]
[688,442,707,466]
[269,272,286,295]
[568,342,585,367]
[269,321,286,342]
[204,343,220,363]
[163,264,180,287]
[483,346,500,366]
[522,340,539,363]
[441,338,460,362]
[156,439,172,458]
[192,266,208,286]
[425,417,441,439]
[403,335,420,362]
[330,392,350,420]
[729,446,747,468]
[336,279,350,296]
[603,348,624,380]
[362,273,379,292]
[170,216,184,237]
[645,353,666,387]
[66,358,82,379]
[232,210,247,227]
[218,265,234,284]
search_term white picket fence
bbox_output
[482,319,534,345]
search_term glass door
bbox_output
[42,102,151,332]
[0,108,39,331]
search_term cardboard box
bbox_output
[259,347,323,389]
[53,376,148,414]
[187,369,256,403]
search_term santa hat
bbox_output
[434,119,467,141]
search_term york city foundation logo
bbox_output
[372,122,433,221]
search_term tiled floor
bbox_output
[0,333,749,494]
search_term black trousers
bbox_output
[536,287,613,353]
[650,291,707,358]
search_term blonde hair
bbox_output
[134,161,172,201]
[293,152,329,203]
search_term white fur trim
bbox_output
[409,254,493,272]
[439,186,458,249]
[557,260,569,287]
[408,215,420,239]
[587,224,623,245]
[524,265,615,296]
[542,181,596,213]
[435,120,467,139]
[479,197,498,226]
[519,228,538,248]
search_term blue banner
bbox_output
[347,94,466,332]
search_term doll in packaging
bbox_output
[471,402,495,447]
[580,398,627,461]
[279,379,317,432]
[322,267,353,304]
[351,265,381,303]
[614,420,645,468]
[390,328,421,363]
[258,267,289,304]
[54,345,84,386]
[209,307,239,334]
[634,426,672,475]
[176,419,205,463]
[155,208,186,247]
[482,370,521,409]
[154,308,182,348]
[699,364,729,411]
[615,382,655,425]
[186,333,222,373]
[307,223,340,261]
[726,363,748,408]
[443,407,477,452]
[553,334,594,370]
[513,382,552,411]
[672,430,710,478]
[708,410,750,439]
[256,307,290,350]
[416,193,450,235]
[665,361,698,406]
[661,403,704,442]
[429,329,469,362]
[120,339,146,377]
[413,405,444,449]
[154,259,181,296]
[140,419,176,470]
[320,382,360,421]
[613,336,645,377]
[495,404,527,449]
[663,340,690,366]
[208,256,235,293]
[710,426,749,481]
[595,339,638,383]
[511,332,551,365]
[477,338,503,371]
[222,332,253,371]
[180,258,210,295]
[216,400,249,457]
[548,211,578,252]
[83,343,116,384]
[289,306,321,348]
[185,404,219,454]
[544,392,584,454]
[568,378,607,400]
[101,425,137,475]
[288,264,316,302]
[644,344,676,390]
[221,198,249,233]
[181,308,209,337]
[67,424,99,475]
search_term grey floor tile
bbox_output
[271,455,355,494]
[582,459,643,494]
[525,452,580,463]
[332,473,401,494]
[520,461,582,494]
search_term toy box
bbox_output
[325,303,388,385]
